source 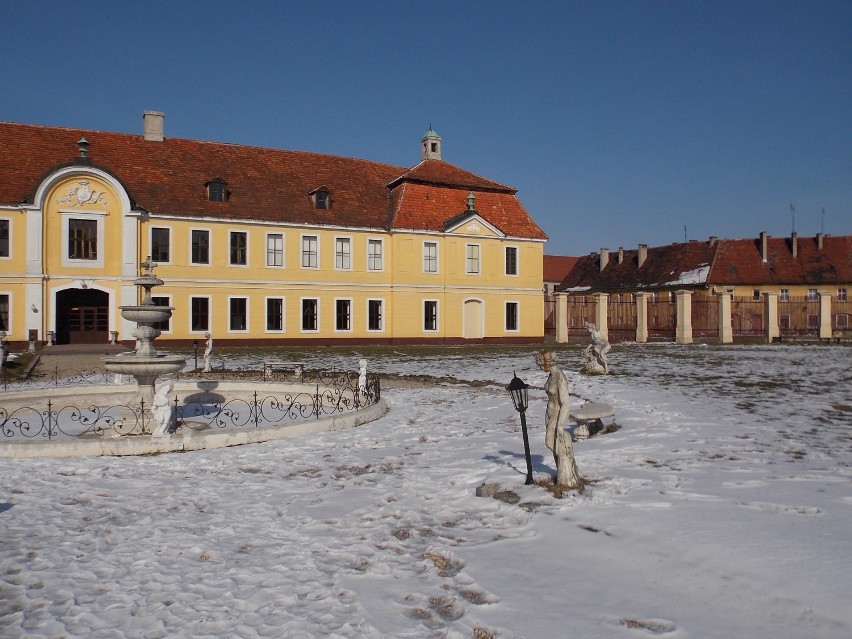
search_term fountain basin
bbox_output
[103,354,186,407]
[120,305,173,324]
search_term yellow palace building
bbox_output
[0,113,547,348]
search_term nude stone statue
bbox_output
[581,321,610,375]
[151,380,175,438]
[202,332,213,373]
[534,350,581,488]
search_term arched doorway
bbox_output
[463,299,483,340]
[55,289,109,344]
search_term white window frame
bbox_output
[838,288,848,302]
[779,288,790,302]
[0,291,11,334]
[189,295,212,333]
[334,297,353,333]
[150,295,172,334]
[466,243,481,275]
[301,235,319,269]
[228,296,249,333]
[752,289,761,301]
[266,233,285,268]
[423,241,438,273]
[149,226,172,264]
[0,217,11,260]
[505,300,520,332]
[504,245,519,276]
[265,296,285,333]
[300,297,320,333]
[423,299,439,333]
[366,298,384,332]
[367,238,384,272]
[835,313,849,329]
[189,228,211,266]
[335,236,352,271]
[61,210,105,268]
[229,230,249,267]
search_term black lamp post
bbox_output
[508,372,535,485]
[192,340,199,371]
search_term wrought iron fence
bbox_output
[778,296,820,337]
[731,297,765,337]
[0,369,380,441]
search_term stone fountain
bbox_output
[103,259,185,417]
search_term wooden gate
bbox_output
[647,298,675,341]
[607,294,637,343]
[731,297,764,337]
[691,296,719,340]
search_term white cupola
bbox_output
[421,126,442,160]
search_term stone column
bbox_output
[554,293,569,344]
[717,291,733,344]
[764,292,779,343]
[594,292,609,342]
[819,291,833,339]
[635,293,649,343]
[675,290,693,344]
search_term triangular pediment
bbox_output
[444,212,504,238]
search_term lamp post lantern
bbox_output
[508,372,535,485]
[192,340,199,371]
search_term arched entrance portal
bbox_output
[55,289,109,344]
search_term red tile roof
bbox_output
[0,121,545,239]
[708,235,852,286]
[543,255,579,283]
[557,235,852,292]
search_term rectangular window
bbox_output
[267,233,284,267]
[838,288,848,302]
[191,229,210,264]
[0,220,9,257]
[190,297,209,332]
[807,314,819,329]
[424,300,438,332]
[230,231,247,265]
[836,314,849,329]
[69,218,97,260]
[151,227,170,263]
[229,297,247,331]
[266,298,284,332]
[807,289,818,302]
[779,314,791,330]
[505,302,519,331]
[780,288,790,302]
[367,299,383,331]
[151,296,171,332]
[423,241,438,273]
[752,289,761,301]
[466,244,480,274]
[335,237,351,270]
[0,294,8,331]
[367,239,383,271]
[335,299,352,331]
[505,246,518,276]
[302,235,318,268]
[301,298,318,331]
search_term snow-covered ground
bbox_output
[1,344,850,638]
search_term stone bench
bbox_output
[262,361,304,381]
[570,402,615,440]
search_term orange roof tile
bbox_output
[543,255,579,282]
[0,121,545,239]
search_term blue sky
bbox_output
[2,1,850,254]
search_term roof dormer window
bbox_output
[207,179,228,202]
[311,188,330,210]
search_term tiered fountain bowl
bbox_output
[103,261,185,411]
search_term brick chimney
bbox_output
[759,231,768,262]
[638,244,648,268]
[143,110,165,142]
[791,232,798,258]
[599,248,609,271]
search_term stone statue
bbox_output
[534,350,581,488]
[151,380,175,438]
[202,332,213,372]
[581,321,610,375]
[357,358,368,404]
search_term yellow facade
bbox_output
[2,169,544,346]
